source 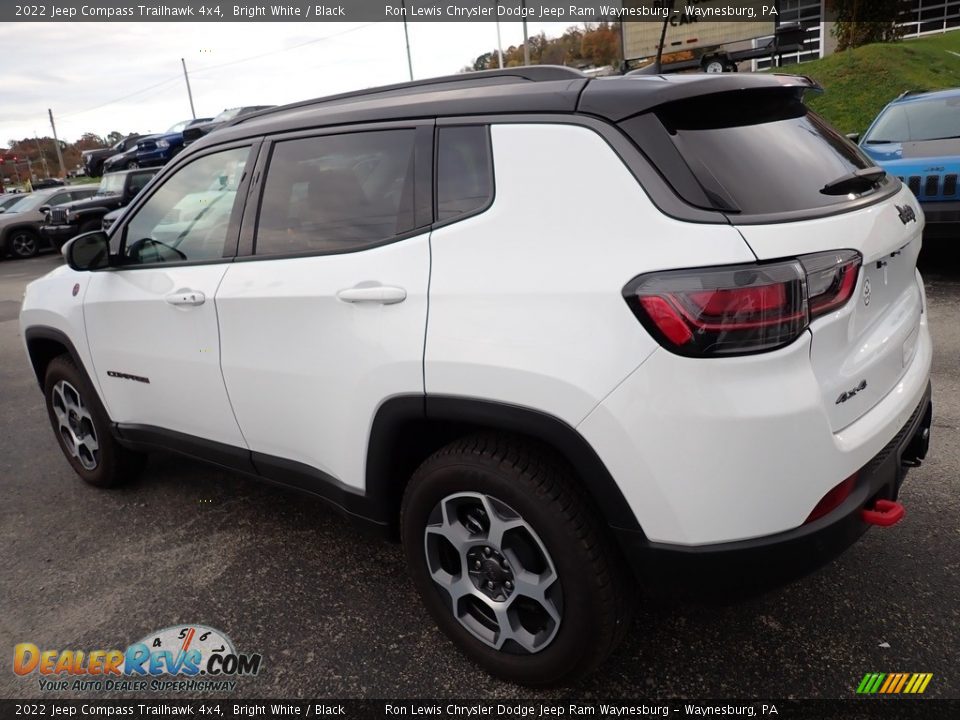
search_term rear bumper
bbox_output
[616,383,932,588]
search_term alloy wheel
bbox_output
[423,492,562,654]
[51,380,100,471]
[11,232,37,257]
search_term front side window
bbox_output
[436,125,493,222]
[255,129,415,256]
[121,146,249,265]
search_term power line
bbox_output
[58,74,183,118]
[55,23,378,123]
[189,23,378,78]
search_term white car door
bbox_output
[215,125,433,493]
[83,142,259,452]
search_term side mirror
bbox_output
[38,205,50,214]
[846,132,860,143]
[63,231,111,271]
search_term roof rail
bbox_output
[896,89,927,100]
[230,66,586,128]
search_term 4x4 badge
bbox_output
[896,204,916,225]
[836,380,868,405]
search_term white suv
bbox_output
[20,68,933,685]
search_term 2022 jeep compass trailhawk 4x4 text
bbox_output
[20,67,933,686]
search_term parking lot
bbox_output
[1,247,957,700]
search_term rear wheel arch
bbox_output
[366,395,645,539]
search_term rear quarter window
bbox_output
[436,125,493,222]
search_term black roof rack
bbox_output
[230,66,586,128]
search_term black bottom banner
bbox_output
[2,699,957,720]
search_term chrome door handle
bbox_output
[165,290,206,306]
[336,286,407,305]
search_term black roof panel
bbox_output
[188,67,820,149]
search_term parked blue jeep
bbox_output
[859,88,960,238]
[134,118,212,168]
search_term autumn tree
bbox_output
[832,0,907,51]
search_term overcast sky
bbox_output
[0,21,582,146]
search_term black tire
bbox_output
[43,355,145,488]
[401,433,632,686]
[7,228,40,258]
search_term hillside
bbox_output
[776,32,960,134]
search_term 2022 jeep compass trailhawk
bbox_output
[21,67,933,686]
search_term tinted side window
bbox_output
[255,129,415,256]
[122,146,249,265]
[128,172,154,196]
[49,193,72,206]
[436,126,493,222]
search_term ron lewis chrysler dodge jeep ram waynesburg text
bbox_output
[20,68,933,686]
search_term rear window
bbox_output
[622,88,892,216]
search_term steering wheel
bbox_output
[127,237,187,263]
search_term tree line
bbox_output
[465,22,621,72]
[1,132,130,183]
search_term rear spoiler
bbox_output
[578,73,822,122]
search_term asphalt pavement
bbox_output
[1,246,957,700]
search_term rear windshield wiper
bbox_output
[821,167,887,196]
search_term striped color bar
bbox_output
[856,672,933,694]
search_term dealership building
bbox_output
[622,0,960,69]
[766,0,960,66]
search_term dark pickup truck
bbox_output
[81,135,142,177]
[39,168,157,248]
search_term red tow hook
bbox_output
[861,499,905,527]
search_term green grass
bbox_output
[774,32,960,134]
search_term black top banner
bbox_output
[1,699,958,719]
[6,1,798,24]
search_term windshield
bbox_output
[166,120,189,134]
[0,195,25,211]
[865,96,960,143]
[98,174,126,195]
[212,108,242,123]
[2,193,52,212]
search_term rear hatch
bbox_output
[618,83,924,431]
[735,198,923,430]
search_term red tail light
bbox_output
[801,250,862,319]
[624,250,862,357]
[805,473,856,524]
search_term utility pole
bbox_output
[33,133,50,177]
[494,2,504,68]
[522,0,530,66]
[401,0,414,80]
[655,0,676,74]
[181,58,197,119]
[47,109,66,178]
